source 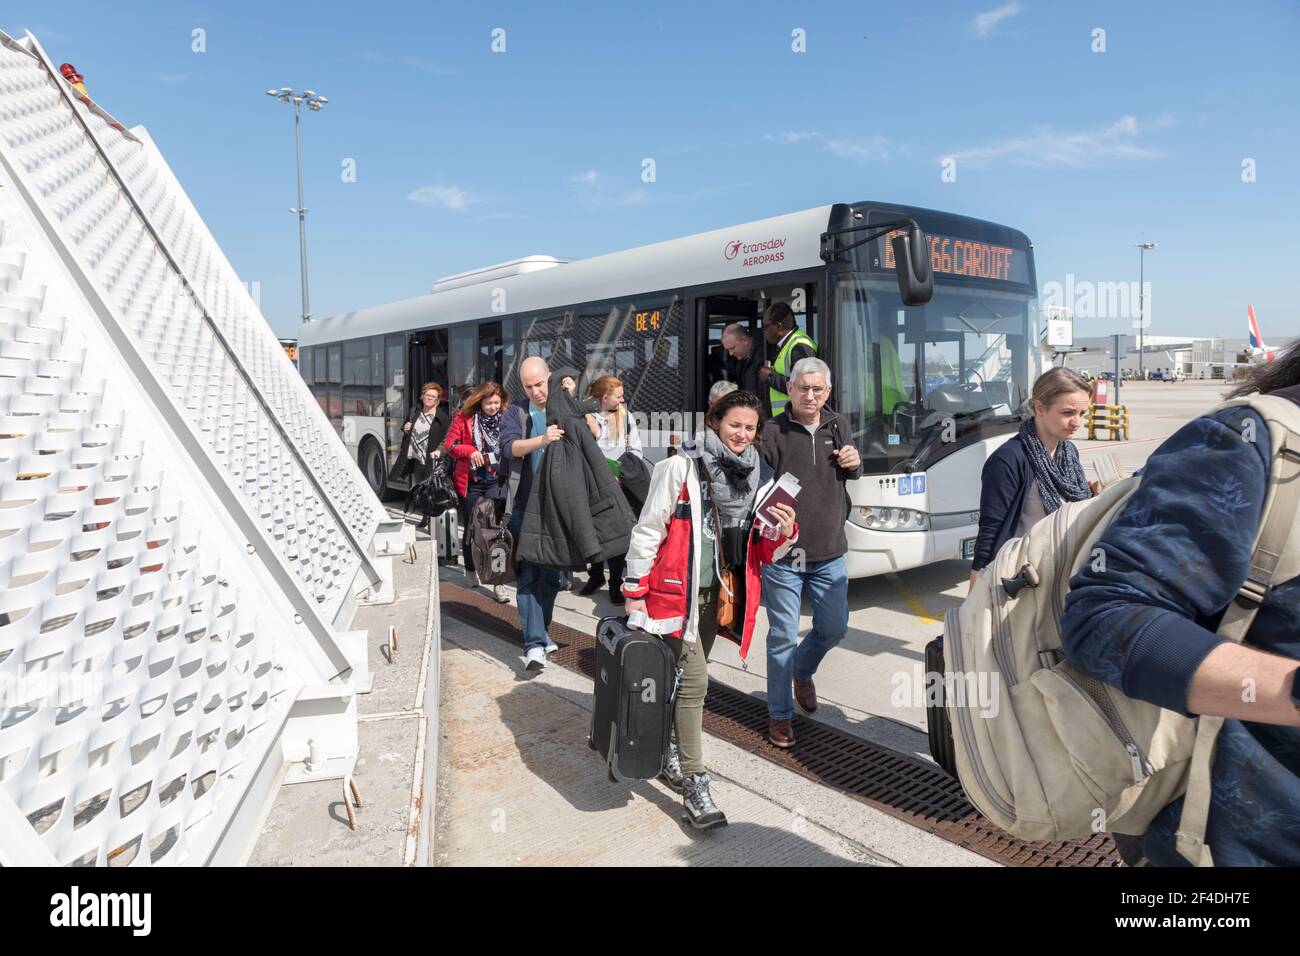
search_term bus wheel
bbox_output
[359,438,387,497]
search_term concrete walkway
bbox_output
[435,607,988,867]
[249,530,438,867]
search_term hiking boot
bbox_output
[793,676,817,716]
[578,573,606,597]
[682,773,727,830]
[768,718,795,749]
[545,639,559,655]
[608,587,625,606]
[659,741,685,794]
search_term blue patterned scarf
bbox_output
[1019,417,1091,513]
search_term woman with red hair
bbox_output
[398,381,449,531]
[444,381,510,601]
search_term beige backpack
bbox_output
[939,393,1300,866]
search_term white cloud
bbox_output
[944,115,1164,169]
[765,131,821,144]
[769,130,893,162]
[569,169,599,185]
[972,2,1023,38]
[407,184,476,210]
[825,135,891,162]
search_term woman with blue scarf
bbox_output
[970,367,1099,586]
[445,382,510,601]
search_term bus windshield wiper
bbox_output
[898,407,1012,473]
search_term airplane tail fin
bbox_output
[1248,304,1265,349]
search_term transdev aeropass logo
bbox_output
[724,237,786,267]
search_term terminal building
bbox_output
[1052,335,1257,380]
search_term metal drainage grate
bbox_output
[440,583,1121,867]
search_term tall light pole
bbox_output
[1136,241,1155,379]
[266,87,328,323]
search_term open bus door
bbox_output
[695,296,762,410]
[399,329,449,489]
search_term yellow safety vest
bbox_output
[864,337,909,416]
[769,328,817,417]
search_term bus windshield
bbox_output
[836,276,1038,473]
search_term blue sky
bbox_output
[9,1,1300,343]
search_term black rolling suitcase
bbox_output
[924,634,958,778]
[588,615,678,782]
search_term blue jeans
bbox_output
[509,509,564,652]
[761,556,849,721]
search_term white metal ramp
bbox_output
[0,30,404,865]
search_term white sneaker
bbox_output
[545,640,559,655]
[524,646,547,671]
[493,584,509,603]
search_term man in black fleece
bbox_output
[758,357,862,749]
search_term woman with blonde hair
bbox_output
[970,367,1099,585]
[578,375,643,604]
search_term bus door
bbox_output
[402,329,449,485]
[695,296,761,407]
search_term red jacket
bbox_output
[622,447,797,662]
[442,410,504,497]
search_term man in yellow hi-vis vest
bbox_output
[758,302,817,418]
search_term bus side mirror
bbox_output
[892,227,933,306]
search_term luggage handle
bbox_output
[1001,562,1040,598]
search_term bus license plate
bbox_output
[961,537,976,560]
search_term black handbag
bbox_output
[617,449,651,514]
[411,454,457,517]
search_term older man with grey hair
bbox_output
[758,356,862,748]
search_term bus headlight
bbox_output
[851,507,928,532]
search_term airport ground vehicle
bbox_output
[298,202,1039,578]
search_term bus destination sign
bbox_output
[879,229,1031,286]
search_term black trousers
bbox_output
[587,556,626,592]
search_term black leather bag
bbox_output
[411,455,457,517]
[617,450,652,515]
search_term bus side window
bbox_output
[327,345,343,427]
[626,297,685,445]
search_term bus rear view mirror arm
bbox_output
[820,218,934,306]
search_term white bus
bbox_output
[298,201,1039,578]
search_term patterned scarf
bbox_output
[409,410,435,462]
[474,410,502,455]
[1019,417,1091,514]
[702,427,759,527]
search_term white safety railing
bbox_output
[0,31,386,634]
[0,184,301,865]
[0,29,391,865]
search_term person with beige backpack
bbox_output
[932,340,1300,866]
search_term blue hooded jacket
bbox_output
[1060,386,1300,866]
